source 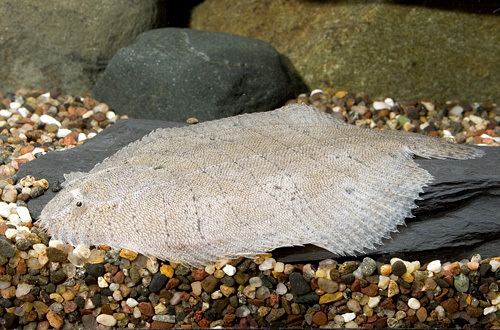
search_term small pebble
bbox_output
[96,314,117,327]
[408,297,421,310]
[427,260,442,273]
[222,264,236,276]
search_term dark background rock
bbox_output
[92,28,306,122]
[191,0,500,101]
[17,120,500,262]
[0,0,163,94]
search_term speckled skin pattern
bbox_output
[39,104,483,266]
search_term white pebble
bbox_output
[15,283,33,297]
[0,109,12,118]
[211,290,223,300]
[39,92,51,101]
[408,261,421,273]
[113,290,123,301]
[368,296,381,308]
[222,264,236,276]
[4,228,17,239]
[259,258,276,271]
[106,111,117,121]
[97,276,109,288]
[17,107,30,117]
[0,202,11,218]
[109,283,119,291]
[146,257,159,274]
[73,244,91,259]
[469,114,483,125]
[82,110,94,119]
[16,206,31,223]
[126,298,139,308]
[205,264,215,275]
[40,114,61,127]
[310,89,323,96]
[449,105,464,116]
[442,130,453,138]
[48,239,66,249]
[0,281,11,289]
[7,214,21,226]
[384,98,395,107]
[275,282,287,295]
[274,262,285,273]
[373,101,390,110]
[56,128,72,138]
[407,297,421,310]
[421,101,435,112]
[77,133,87,142]
[87,132,97,139]
[483,306,497,315]
[427,260,442,273]
[342,312,356,322]
[16,226,30,233]
[133,306,141,318]
[32,243,47,254]
[435,305,445,318]
[30,113,40,123]
[31,148,46,156]
[93,103,109,113]
[9,102,21,111]
[378,275,390,289]
[490,260,500,272]
[96,314,117,327]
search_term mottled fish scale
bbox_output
[39,104,484,266]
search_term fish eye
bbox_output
[76,201,82,207]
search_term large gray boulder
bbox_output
[191,0,500,101]
[0,0,161,94]
[92,28,304,121]
[17,120,500,263]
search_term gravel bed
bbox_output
[0,89,498,329]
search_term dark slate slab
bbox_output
[92,28,304,122]
[17,120,500,262]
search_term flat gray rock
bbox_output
[17,119,500,262]
[92,28,303,122]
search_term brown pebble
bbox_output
[63,300,78,313]
[113,271,125,284]
[312,311,328,326]
[19,145,35,154]
[198,319,210,328]
[46,310,64,329]
[191,268,208,281]
[441,298,459,315]
[465,305,482,318]
[223,313,236,326]
[166,278,180,290]
[416,307,427,322]
[373,317,388,328]
[361,283,379,297]
[351,278,361,292]
[61,132,78,145]
[138,302,154,317]
[36,320,50,330]
[151,321,174,329]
